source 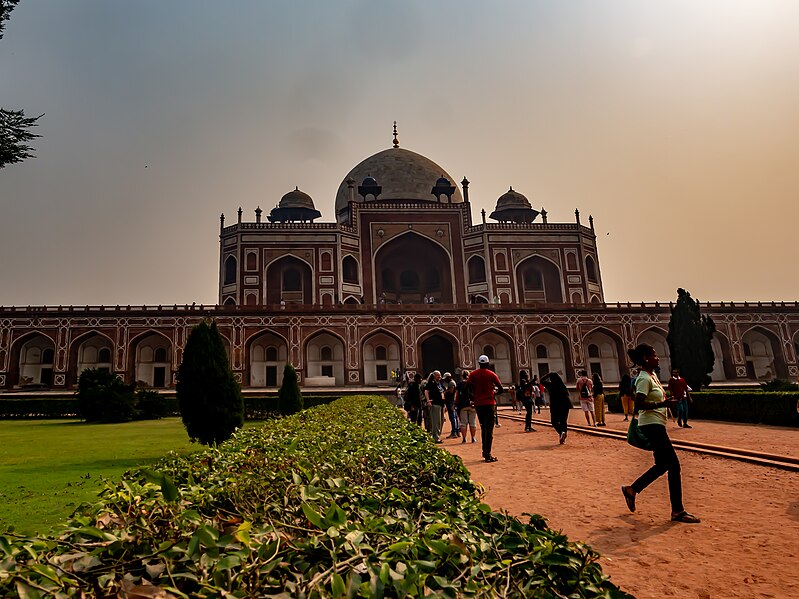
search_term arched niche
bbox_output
[72,332,114,385]
[418,331,458,378]
[248,332,288,387]
[528,330,569,382]
[305,332,345,386]
[362,331,402,385]
[586,255,598,283]
[224,255,237,285]
[741,327,787,379]
[375,232,453,304]
[342,256,359,284]
[132,333,172,388]
[583,328,624,383]
[467,255,486,284]
[516,256,563,303]
[17,334,56,386]
[473,329,513,383]
[709,333,735,382]
[265,256,313,305]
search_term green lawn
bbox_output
[0,418,198,535]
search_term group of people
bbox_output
[401,341,701,524]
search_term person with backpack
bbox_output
[454,369,477,444]
[517,370,536,432]
[467,355,504,462]
[576,369,596,426]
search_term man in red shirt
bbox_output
[467,354,504,462]
[668,369,693,428]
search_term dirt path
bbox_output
[442,410,799,599]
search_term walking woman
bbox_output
[517,370,535,432]
[592,372,606,426]
[404,373,424,425]
[621,344,700,524]
[540,372,571,444]
[619,373,634,422]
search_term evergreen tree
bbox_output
[1,1,43,169]
[278,362,303,416]
[177,320,243,445]
[667,288,717,390]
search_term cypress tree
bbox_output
[177,320,243,445]
[666,288,717,390]
[278,362,303,416]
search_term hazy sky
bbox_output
[2,1,798,306]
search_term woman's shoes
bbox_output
[558,431,566,444]
[671,511,701,523]
[484,455,498,463]
[621,486,636,513]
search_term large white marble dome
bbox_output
[335,147,463,222]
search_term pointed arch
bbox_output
[128,330,173,388]
[362,328,403,385]
[265,254,315,305]
[740,325,788,379]
[69,330,116,387]
[305,329,346,386]
[637,327,671,380]
[417,327,460,378]
[11,332,57,387]
[527,326,572,382]
[472,327,515,383]
[224,255,237,285]
[582,326,625,383]
[516,254,564,304]
[247,329,289,387]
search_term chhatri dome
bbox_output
[335,124,463,222]
[268,187,322,222]
[489,187,540,223]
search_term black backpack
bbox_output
[460,381,475,408]
[580,382,591,398]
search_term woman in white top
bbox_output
[621,343,700,524]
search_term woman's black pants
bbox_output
[632,423,684,514]
[521,398,533,429]
[550,409,568,435]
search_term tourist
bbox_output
[404,373,424,425]
[509,384,519,412]
[467,355,504,462]
[668,368,693,428]
[443,372,460,438]
[532,375,544,413]
[455,369,477,443]
[424,370,446,443]
[592,372,606,426]
[619,373,634,422]
[576,369,596,426]
[517,370,535,432]
[541,372,572,444]
[621,344,700,524]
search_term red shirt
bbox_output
[467,367,503,407]
[668,376,690,400]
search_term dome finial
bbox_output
[392,121,399,148]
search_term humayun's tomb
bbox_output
[2,128,798,390]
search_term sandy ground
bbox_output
[442,408,799,599]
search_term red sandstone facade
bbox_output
[2,141,797,390]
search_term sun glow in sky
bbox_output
[1,1,798,305]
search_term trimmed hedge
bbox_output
[0,396,629,597]
[0,395,342,420]
[605,391,799,427]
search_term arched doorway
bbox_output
[528,331,569,382]
[362,332,402,385]
[473,330,513,383]
[71,333,114,386]
[18,334,56,386]
[741,327,787,379]
[374,233,453,304]
[420,333,456,378]
[305,332,345,386]
[638,329,670,382]
[249,332,289,387]
[583,329,623,383]
[516,256,563,303]
[265,256,313,305]
[133,333,172,388]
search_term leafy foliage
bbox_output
[76,369,137,423]
[667,288,716,390]
[1,1,42,169]
[278,362,303,416]
[0,396,630,597]
[177,320,243,445]
[760,379,799,392]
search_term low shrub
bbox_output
[0,396,629,598]
[76,369,137,423]
[135,388,169,420]
[605,391,799,427]
[760,379,799,392]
